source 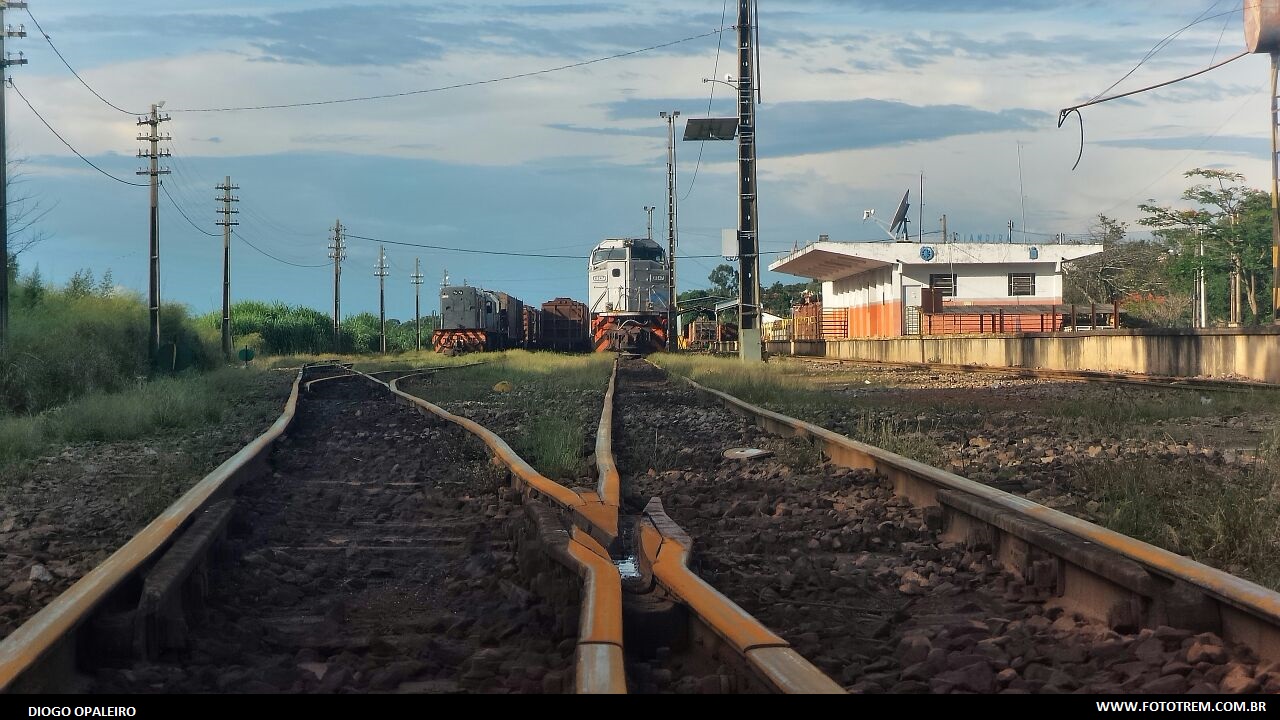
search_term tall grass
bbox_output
[198,301,440,356]
[1073,458,1280,589]
[2,273,216,415]
[0,368,260,468]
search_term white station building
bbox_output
[769,240,1104,337]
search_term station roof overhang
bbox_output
[768,242,893,282]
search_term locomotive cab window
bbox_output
[591,248,627,264]
[630,245,664,262]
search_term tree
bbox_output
[1063,214,1175,305]
[707,264,739,297]
[1138,169,1272,324]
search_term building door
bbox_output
[903,285,922,335]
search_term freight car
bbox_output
[540,297,591,352]
[588,237,670,353]
[432,285,590,353]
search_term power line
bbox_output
[345,232,786,259]
[1083,1,1226,105]
[169,28,727,113]
[8,79,146,187]
[234,230,329,268]
[24,5,141,116]
[680,0,730,202]
[161,183,218,237]
[346,233,582,258]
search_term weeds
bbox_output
[851,415,945,467]
[1073,459,1280,589]
[0,368,263,470]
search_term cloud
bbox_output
[593,97,1047,157]
[1095,135,1266,156]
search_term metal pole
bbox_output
[737,0,762,361]
[412,257,424,352]
[660,111,679,352]
[0,4,24,352]
[375,245,388,353]
[645,205,655,242]
[329,219,344,352]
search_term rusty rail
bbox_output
[667,367,1280,663]
[0,363,319,692]
[381,370,625,694]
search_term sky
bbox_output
[3,0,1271,321]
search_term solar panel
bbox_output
[683,118,739,141]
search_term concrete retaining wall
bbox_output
[765,328,1280,384]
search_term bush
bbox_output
[1,268,215,415]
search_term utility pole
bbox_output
[940,214,948,244]
[0,1,26,353]
[735,0,763,361]
[137,103,171,362]
[328,219,345,352]
[411,257,424,352]
[659,111,680,352]
[645,205,655,242]
[375,245,389,353]
[215,176,238,360]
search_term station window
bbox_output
[1008,273,1035,297]
[928,273,957,298]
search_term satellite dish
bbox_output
[888,190,911,235]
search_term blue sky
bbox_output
[5,0,1269,319]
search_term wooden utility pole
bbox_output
[660,111,680,352]
[411,257,424,352]
[215,176,238,360]
[0,1,26,352]
[736,0,762,361]
[137,103,171,362]
[328,219,344,352]
[374,245,389,353]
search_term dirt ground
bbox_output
[0,369,297,640]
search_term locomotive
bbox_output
[587,237,671,353]
[432,285,590,353]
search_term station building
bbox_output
[769,240,1104,338]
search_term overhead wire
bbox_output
[161,184,218,237]
[170,28,728,113]
[23,5,143,116]
[233,230,329,268]
[1058,2,1254,170]
[680,0,730,202]
[8,79,147,187]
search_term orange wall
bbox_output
[846,300,901,338]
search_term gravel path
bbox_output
[613,359,1276,694]
[91,374,577,694]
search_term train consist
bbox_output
[433,236,671,354]
[432,286,590,353]
[588,237,671,353]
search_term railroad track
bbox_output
[5,356,1280,694]
[786,356,1273,393]
[401,356,1280,693]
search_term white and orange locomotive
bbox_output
[588,237,671,353]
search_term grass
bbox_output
[1072,457,1280,589]
[401,351,615,481]
[850,414,946,467]
[0,368,266,469]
